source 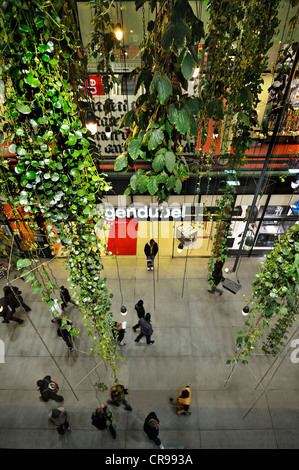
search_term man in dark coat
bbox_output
[134,312,154,345]
[208,260,224,295]
[91,404,116,438]
[132,299,145,332]
[37,375,64,402]
[3,285,31,313]
[143,411,164,449]
[59,286,77,310]
[56,318,74,351]
[0,296,23,324]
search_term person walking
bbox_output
[143,411,164,449]
[56,318,74,351]
[3,285,31,314]
[59,286,77,310]
[207,260,225,296]
[48,407,71,437]
[91,404,116,439]
[132,299,145,332]
[113,321,126,346]
[134,312,154,345]
[50,298,63,323]
[37,375,64,402]
[107,384,132,411]
[144,239,158,271]
[170,383,191,415]
[0,296,23,324]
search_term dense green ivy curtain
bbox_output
[0,0,121,381]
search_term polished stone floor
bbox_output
[0,254,298,450]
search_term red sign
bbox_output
[86,75,103,96]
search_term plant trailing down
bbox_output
[114,0,205,201]
[87,0,124,119]
[197,0,282,277]
[227,224,299,366]
[0,0,121,382]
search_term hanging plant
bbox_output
[114,0,205,201]
[0,0,121,382]
[198,0,282,279]
[227,224,299,366]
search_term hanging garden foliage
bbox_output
[227,224,299,366]
[0,0,121,382]
[114,0,205,201]
[197,0,282,278]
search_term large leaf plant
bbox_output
[114,0,205,201]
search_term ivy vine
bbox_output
[0,0,121,382]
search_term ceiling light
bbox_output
[115,23,123,41]
[85,110,97,135]
[120,306,127,316]
[177,242,184,253]
[242,305,250,316]
[105,126,112,138]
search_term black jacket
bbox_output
[135,302,145,319]
[60,288,71,303]
[144,242,158,258]
[144,412,160,440]
[91,406,112,430]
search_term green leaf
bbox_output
[33,285,44,294]
[148,129,164,151]
[16,102,31,114]
[174,178,182,194]
[147,177,159,195]
[25,170,36,180]
[25,273,35,283]
[119,110,135,128]
[162,22,175,50]
[128,139,141,160]
[130,174,138,191]
[181,52,196,80]
[150,71,160,94]
[238,112,250,126]
[173,19,190,47]
[164,151,176,172]
[67,134,77,146]
[157,76,172,105]
[152,153,165,172]
[137,175,149,193]
[17,259,32,269]
[25,74,40,88]
[114,152,128,171]
[174,108,190,134]
[77,189,85,197]
[168,104,178,125]
[70,168,79,178]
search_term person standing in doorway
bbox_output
[135,312,154,345]
[207,260,225,296]
[144,239,158,271]
[143,411,164,449]
[132,299,145,332]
